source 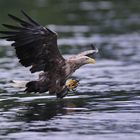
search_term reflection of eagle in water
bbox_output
[0,10,98,98]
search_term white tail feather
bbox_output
[11,80,28,88]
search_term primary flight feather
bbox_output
[0,10,98,98]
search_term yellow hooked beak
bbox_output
[87,58,96,64]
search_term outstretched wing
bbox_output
[0,10,65,73]
[77,44,98,57]
[70,44,98,59]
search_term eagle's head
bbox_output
[65,56,96,77]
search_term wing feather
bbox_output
[2,24,26,30]
[21,10,40,26]
[0,30,20,35]
[0,11,65,73]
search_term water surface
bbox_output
[0,0,140,140]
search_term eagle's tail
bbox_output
[11,80,28,88]
[25,81,48,93]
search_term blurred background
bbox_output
[0,0,140,140]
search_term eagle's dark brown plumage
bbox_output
[0,10,98,98]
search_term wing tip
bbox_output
[91,44,98,53]
[20,9,40,26]
[8,13,14,18]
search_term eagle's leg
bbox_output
[56,86,69,99]
[56,79,79,98]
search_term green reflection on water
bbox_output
[0,0,140,31]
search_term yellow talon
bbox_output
[66,79,79,90]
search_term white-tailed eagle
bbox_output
[0,10,98,98]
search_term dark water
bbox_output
[0,0,140,139]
